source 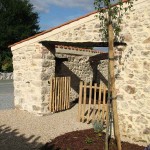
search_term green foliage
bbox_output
[0,51,13,72]
[93,119,105,133]
[0,0,39,72]
[94,0,135,41]
[85,136,93,144]
[2,62,13,72]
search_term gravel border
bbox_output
[0,104,92,150]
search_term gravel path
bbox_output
[0,105,92,150]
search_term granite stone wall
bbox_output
[50,19,101,43]
[113,1,150,145]
[40,44,56,114]
[55,53,108,101]
[12,43,55,114]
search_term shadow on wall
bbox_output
[97,69,108,86]
[55,60,108,96]
[0,125,43,150]
[90,61,108,86]
[89,52,108,86]
[41,42,55,56]
[56,63,80,94]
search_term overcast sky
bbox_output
[30,0,119,31]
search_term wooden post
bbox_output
[108,23,122,150]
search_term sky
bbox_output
[30,0,118,31]
[30,0,95,31]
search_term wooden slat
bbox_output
[64,77,67,109]
[104,85,107,121]
[64,77,68,109]
[60,78,63,110]
[62,77,66,110]
[82,82,87,122]
[56,77,59,111]
[56,78,59,111]
[61,77,62,110]
[59,77,61,111]
[97,83,102,120]
[62,77,64,110]
[49,78,53,112]
[78,81,83,121]
[67,77,70,108]
[51,78,53,112]
[105,103,108,126]
[102,83,106,122]
[52,78,55,112]
[65,77,68,109]
[55,78,57,112]
[103,85,107,122]
[66,77,70,109]
[87,82,92,123]
[58,77,60,111]
[92,83,97,122]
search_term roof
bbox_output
[9,0,128,48]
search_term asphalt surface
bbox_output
[0,80,14,110]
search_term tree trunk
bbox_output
[108,23,122,150]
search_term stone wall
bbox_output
[55,53,108,101]
[12,43,55,114]
[50,19,101,43]
[40,44,56,114]
[0,72,13,80]
[113,1,150,145]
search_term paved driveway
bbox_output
[0,80,14,110]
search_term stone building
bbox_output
[10,0,150,146]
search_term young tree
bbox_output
[94,0,134,150]
[0,0,39,72]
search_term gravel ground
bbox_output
[0,104,92,150]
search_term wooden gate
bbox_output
[49,77,70,112]
[78,81,108,124]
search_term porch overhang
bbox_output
[40,41,127,47]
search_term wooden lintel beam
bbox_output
[55,57,68,62]
[41,41,126,47]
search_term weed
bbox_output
[85,136,93,144]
